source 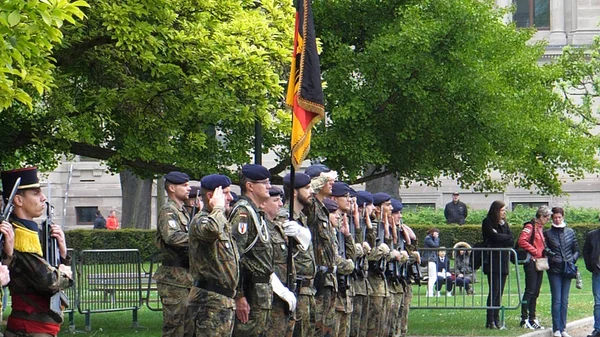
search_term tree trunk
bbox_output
[120,170,152,229]
[156,176,166,225]
[365,166,400,199]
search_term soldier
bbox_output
[283,172,316,337]
[365,192,392,337]
[230,164,296,337]
[183,185,202,219]
[186,174,238,337]
[386,199,409,337]
[1,167,72,337]
[154,171,193,337]
[350,191,374,337]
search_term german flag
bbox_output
[286,0,324,170]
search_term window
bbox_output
[511,202,547,211]
[513,0,550,29]
[76,206,98,226]
[402,203,436,211]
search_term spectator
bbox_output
[106,210,119,230]
[518,205,552,330]
[545,207,579,337]
[444,192,468,225]
[434,248,453,297]
[583,224,600,337]
[453,242,474,294]
[482,200,513,329]
[93,210,106,230]
[424,228,440,297]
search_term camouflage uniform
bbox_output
[266,212,295,337]
[5,218,72,337]
[187,206,240,337]
[399,226,418,337]
[333,229,356,337]
[365,221,389,337]
[304,196,339,337]
[385,234,406,337]
[154,198,193,337]
[230,197,274,337]
[350,219,370,337]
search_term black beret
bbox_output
[230,191,239,203]
[269,186,285,204]
[356,191,373,206]
[304,164,330,178]
[283,173,311,189]
[391,198,403,213]
[165,171,190,184]
[241,164,270,180]
[1,167,40,201]
[323,198,339,212]
[331,182,353,197]
[188,186,201,198]
[200,174,231,191]
[372,192,391,206]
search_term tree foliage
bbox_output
[311,0,600,195]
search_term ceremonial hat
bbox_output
[283,173,311,189]
[372,192,391,206]
[331,182,353,197]
[391,198,404,213]
[165,171,189,184]
[241,164,270,180]
[305,164,331,178]
[200,174,231,191]
[323,198,339,212]
[356,191,373,206]
[1,167,40,201]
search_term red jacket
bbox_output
[518,222,546,259]
[106,216,119,230]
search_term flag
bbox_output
[286,0,324,169]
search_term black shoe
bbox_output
[587,330,600,337]
[486,323,496,329]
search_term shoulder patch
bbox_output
[238,213,248,234]
[168,219,177,229]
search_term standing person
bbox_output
[106,209,119,230]
[154,171,193,337]
[545,207,579,337]
[1,167,73,337]
[583,225,600,337]
[386,198,408,337]
[423,228,440,297]
[518,205,552,330]
[93,210,106,229]
[229,164,277,337]
[186,174,238,337]
[183,185,202,219]
[481,200,513,329]
[444,192,468,225]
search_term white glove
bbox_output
[362,242,371,254]
[399,251,409,263]
[379,243,390,256]
[355,243,364,257]
[284,221,311,251]
[270,273,296,312]
[283,220,301,237]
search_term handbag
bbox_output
[534,257,549,271]
[563,261,578,279]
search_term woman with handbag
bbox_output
[518,205,552,330]
[481,200,513,329]
[545,207,580,337]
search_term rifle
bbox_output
[0,177,21,235]
[336,221,349,295]
[191,188,200,219]
[45,199,69,320]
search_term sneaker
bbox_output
[553,331,562,337]
[562,331,572,337]
[576,271,583,289]
[520,320,533,330]
[446,291,453,297]
[587,329,600,337]
[436,291,441,297]
[532,318,545,329]
[529,320,543,330]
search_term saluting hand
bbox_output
[0,220,14,257]
[210,186,225,209]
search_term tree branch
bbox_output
[55,36,113,67]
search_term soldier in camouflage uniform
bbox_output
[350,192,374,337]
[154,171,194,337]
[366,192,392,337]
[1,167,72,337]
[186,174,238,337]
[183,185,202,219]
[283,173,316,337]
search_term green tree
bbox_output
[311,0,600,195]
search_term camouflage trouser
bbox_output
[187,287,235,337]
[314,287,336,337]
[365,296,387,337]
[267,297,292,337]
[334,310,351,337]
[232,307,271,337]
[349,295,369,337]
[157,283,191,337]
[293,294,315,337]
[387,291,403,337]
[399,283,413,337]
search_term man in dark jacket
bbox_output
[444,192,468,225]
[93,210,106,229]
[583,228,600,337]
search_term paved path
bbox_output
[520,317,595,337]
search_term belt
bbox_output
[162,259,188,268]
[194,280,236,299]
[297,278,313,288]
[249,274,271,284]
[318,266,335,273]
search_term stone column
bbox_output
[549,0,567,45]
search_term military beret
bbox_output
[230,191,239,204]
[200,174,231,191]
[356,191,373,206]
[323,198,339,213]
[269,186,285,204]
[1,167,40,201]
[283,173,311,189]
[372,192,391,206]
[165,171,190,184]
[304,164,330,178]
[241,164,270,180]
[391,198,403,213]
[188,185,201,198]
[348,186,357,197]
[331,182,353,197]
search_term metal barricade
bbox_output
[77,249,143,331]
[412,247,523,328]
[64,248,77,332]
[144,252,162,311]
